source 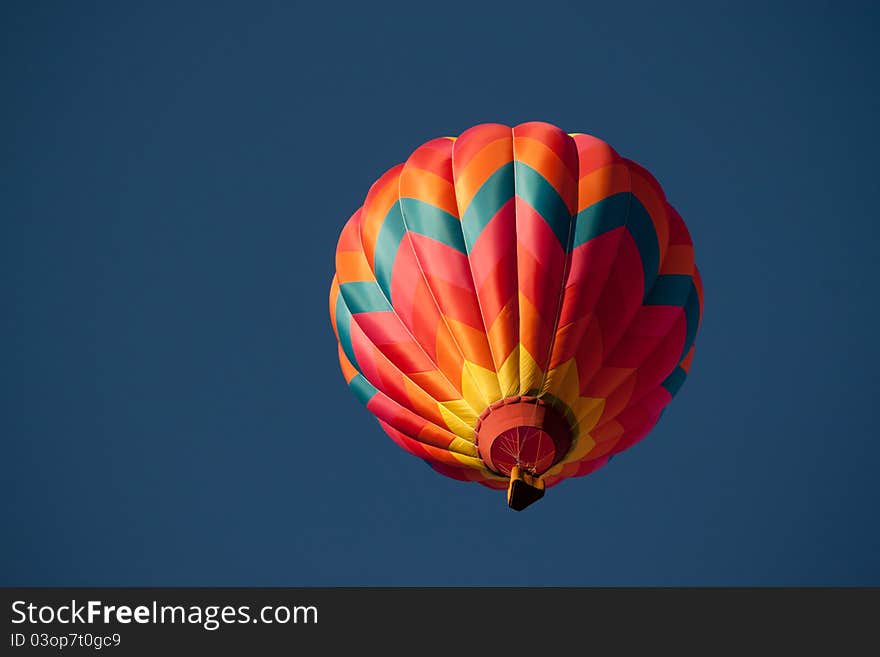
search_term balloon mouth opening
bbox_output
[473,396,573,477]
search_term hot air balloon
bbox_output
[329,122,703,510]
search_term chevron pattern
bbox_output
[329,122,703,491]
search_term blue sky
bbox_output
[3,0,878,585]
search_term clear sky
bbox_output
[3,1,878,585]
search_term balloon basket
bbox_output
[507,465,545,511]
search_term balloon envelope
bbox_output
[329,122,703,506]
